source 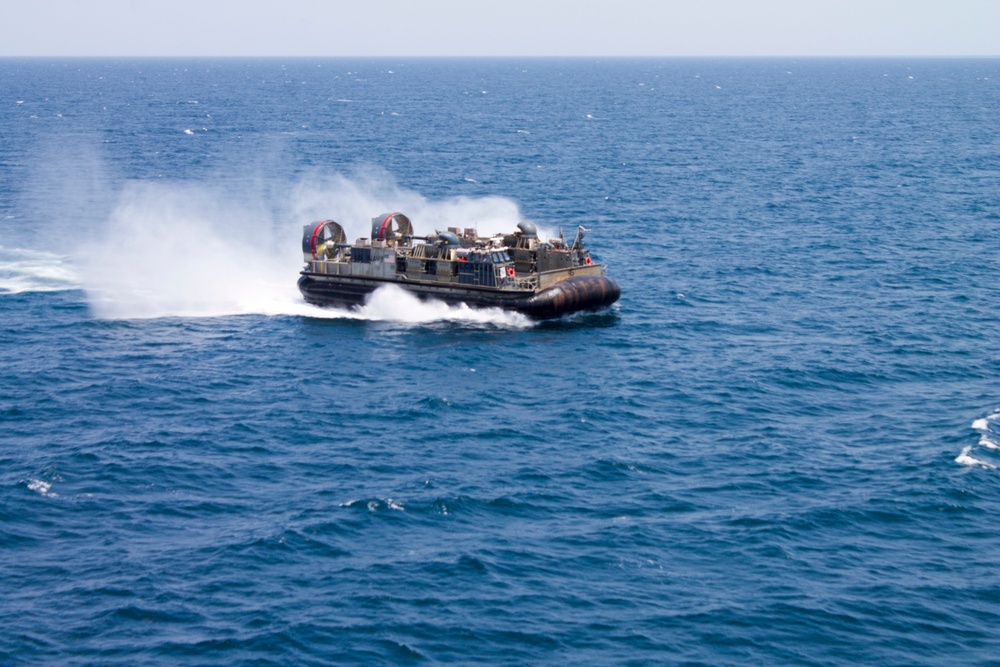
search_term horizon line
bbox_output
[2,54,999,59]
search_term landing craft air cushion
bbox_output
[297,213,620,318]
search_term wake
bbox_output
[0,246,81,295]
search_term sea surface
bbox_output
[1,58,999,666]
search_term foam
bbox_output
[0,246,81,294]
[26,479,56,496]
[955,446,997,469]
[348,285,531,327]
[978,435,1000,451]
[386,498,405,511]
[340,498,406,511]
[959,412,1000,468]
[249,286,532,328]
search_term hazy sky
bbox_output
[2,0,998,57]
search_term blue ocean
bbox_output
[2,58,999,665]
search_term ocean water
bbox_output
[1,58,999,666]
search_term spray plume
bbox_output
[71,170,534,326]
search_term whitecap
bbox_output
[978,435,1000,450]
[956,446,997,470]
[971,418,989,431]
[26,479,55,495]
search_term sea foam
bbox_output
[0,247,81,294]
[955,446,997,470]
[959,411,1000,469]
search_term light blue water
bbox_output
[2,58,999,666]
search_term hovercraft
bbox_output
[297,213,620,319]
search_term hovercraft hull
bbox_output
[298,273,620,319]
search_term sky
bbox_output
[1,0,998,57]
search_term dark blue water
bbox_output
[2,58,1000,666]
